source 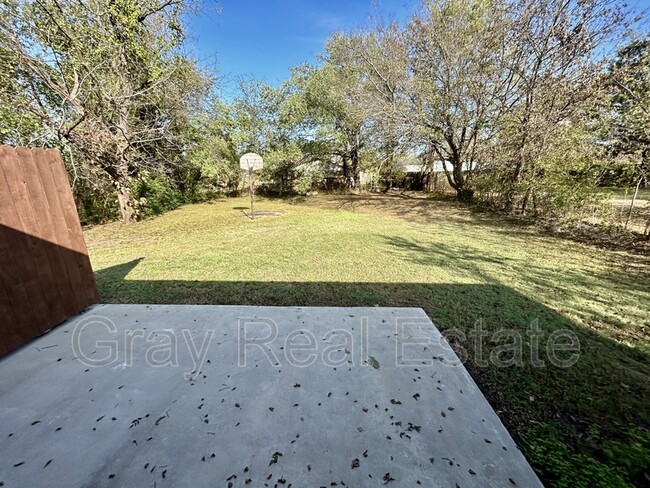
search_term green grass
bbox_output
[85,194,650,487]
[601,186,650,202]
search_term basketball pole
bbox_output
[249,166,254,219]
[239,153,262,219]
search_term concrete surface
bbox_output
[0,305,543,487]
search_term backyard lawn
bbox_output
[85,194,650,487]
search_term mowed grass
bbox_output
[85,194,650,487]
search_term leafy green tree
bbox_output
[598,36,650,233]
[0,44,45,145]
[296,36,368,187]
[606,37,650,183]
[185,97,241,197]
[406,0,513,201]
[1,0,209,222]
[494,0,628,213]
[333,21,413,188]
[224,78,313,194]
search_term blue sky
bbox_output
[185,0,415,91]
[186,0,649,94]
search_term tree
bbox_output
[601,36,650,233]
[341,20,414,187]
[606,37,650,181]
[297,36,368,187]
[1,0,210,222]
[0,43,46,146]
[493,0,629,213]
[406,0,513,201]
[184,97,241,198]
[224,78,314,194]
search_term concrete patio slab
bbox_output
[0,305,543,487]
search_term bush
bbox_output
[475,125,605,224]
[135,173,184,218]
[72,174,119,226]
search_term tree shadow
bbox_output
[381,234,650,354]
[380,235,509,283]
[305,193,650,255]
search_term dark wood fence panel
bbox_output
[0,145,98,356]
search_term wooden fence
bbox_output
[0,145,98,356]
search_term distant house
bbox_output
[398,159,475,174]
[396,159,476,191]
[401,162,426,173]
[430,160,476,173]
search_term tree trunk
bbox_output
[115,178,138,223]
[383,175,392,193]
[350,144,359,189]
[520,186,532,215]
[434,135,473,202]
[341,155,349,181]
[456,187,475,202]
[449,160,474,202]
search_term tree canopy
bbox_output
[0,0,647,229]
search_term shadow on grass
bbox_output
[381,235,650,350]
[95,258,650,487]
[312,192,650,255]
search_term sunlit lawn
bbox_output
[85,193,650,487]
